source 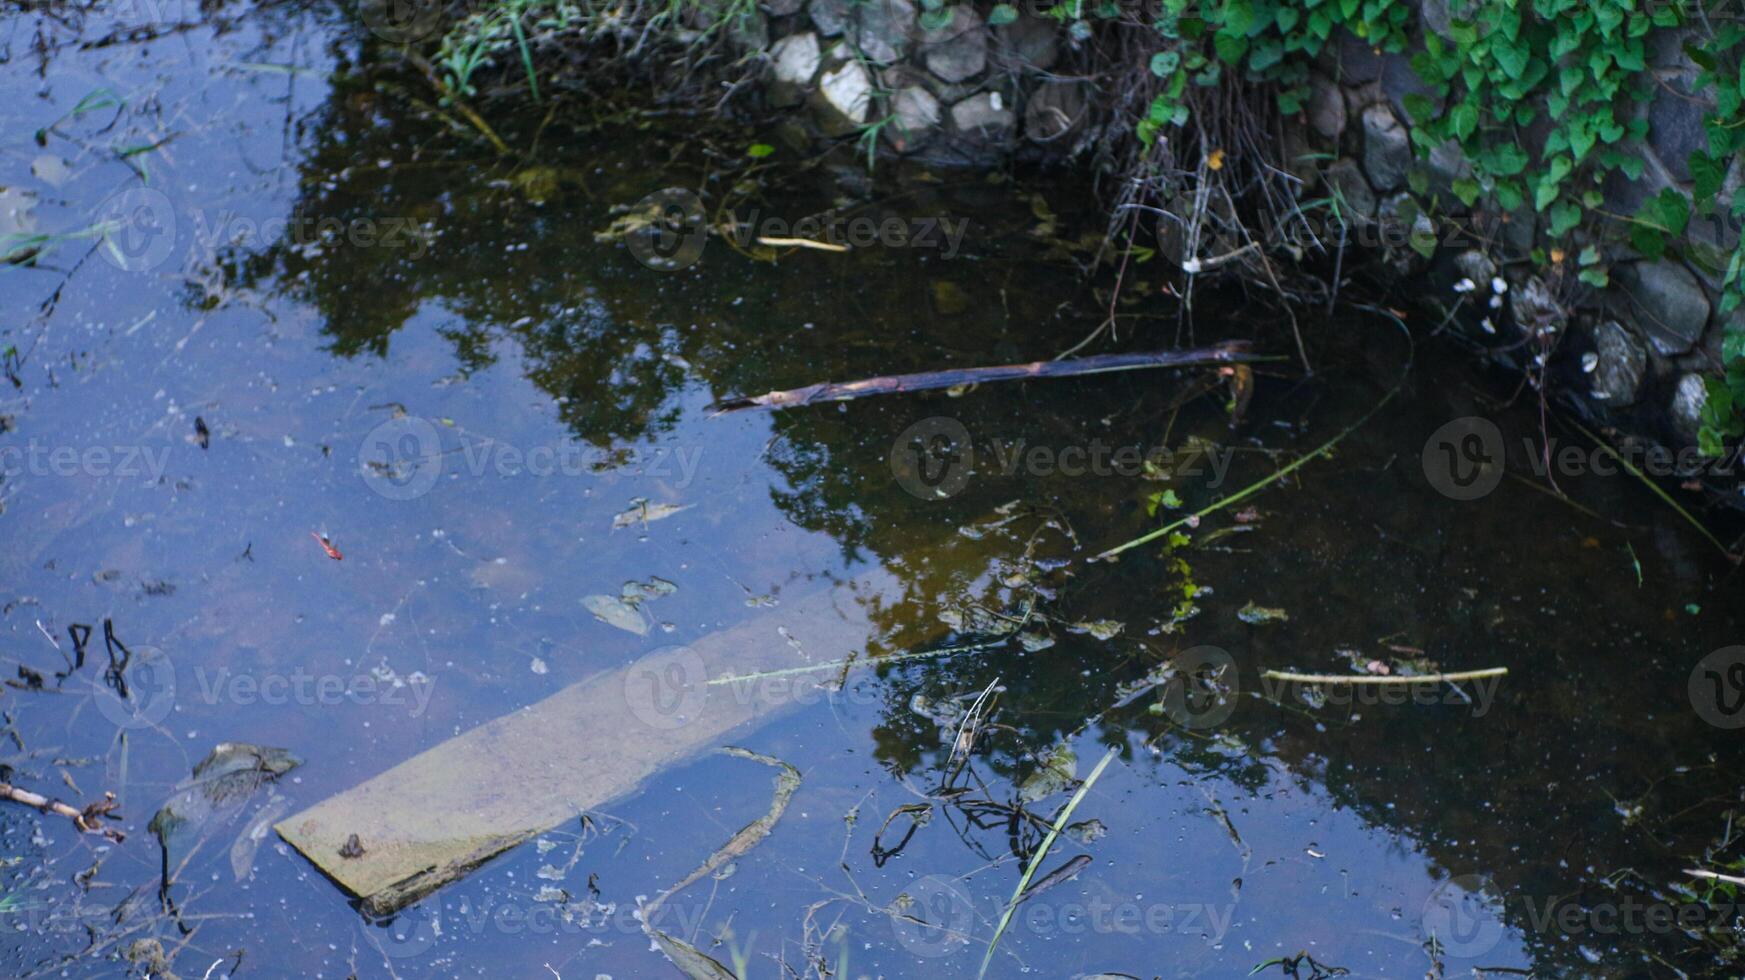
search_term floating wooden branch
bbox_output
[710,340,1258,413]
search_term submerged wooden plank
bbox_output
[276,585,873,916]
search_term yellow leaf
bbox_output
[1207,149,1226,171]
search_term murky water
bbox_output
[2,5,1742,978]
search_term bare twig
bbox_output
[0,781,125,841]
[711,341,1260,413]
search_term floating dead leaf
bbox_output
[1071,619,1124,641]
[1236,601,1289,626]
[582,594,649,635]
[622,577,678,603]
[1018,743,1077,803]
[612,499,693,529]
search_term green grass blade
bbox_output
[1569,420,1730,556]
[510,12,540,104]
[1094,387,1396,561]
[978,746,1118,979]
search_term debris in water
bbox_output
[641,747,800,980]
[1237,601,1289,625]
[1018,743,1078,803]
[710,342,1256,413]
[612,498,692,529]
[1070,619,1124,641]
[194,416,210,449]
[0,780,123,841]
[311,532,343,560]
[275,589,869,916]
[582,594,649,635]
[339,834,366,859]
[152,743,301,890]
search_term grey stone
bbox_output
[770,31,821,86]
[1326,158,1377,222]
[764,0,804,15]
[1618,260,1711,356]
[853,0,916,62]
[921,7,986,82]
[815,60,872,135]
[1025,81,1087,144]
[884,86,940,152]
[1648,76,1710,183]
[1337,32,1384,83]
[995,14,1058,71]
[1361,104,1411,192]
[1590,320,1648,405]
[1308,73,1345,140]
[1419,0,1455,39]
[950,91,1015,141]
[1426,138,1473,208]
[1454,250,1496,287]
[809,0,848,36]
[1672,372,1709,438]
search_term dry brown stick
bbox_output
[0,781,125,841]
[710,340,1261,413]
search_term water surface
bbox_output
[1,6,1741,978]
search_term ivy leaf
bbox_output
[1488,143,1528,176]
[988,3,1019,25]
[1449,103,1478,140]
[1654,189,1690,236]
[1723,328,1745,363]
[1614,42,1645,72]
[1275,7,1299,31]
[1402,92,1435,124]
[1578,266,1609,287]
[1692,152,1725,203]
[747,143,775,158]
[1451,177,1482,207]
[1213,31,1248,64]
[1491,39,1529,79]
[1549,200,1581,236]
[1149,51,1180,76]
[1249,37,1284,71]
[1495,180,1524,212]
[1630,223,1666,259]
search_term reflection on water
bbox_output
[0,3,1742,978]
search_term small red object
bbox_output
[311,532,343,561]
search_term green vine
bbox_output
[1041,0,1745,454]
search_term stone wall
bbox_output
[749,1,1742,464]
[755,0,1084,165]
